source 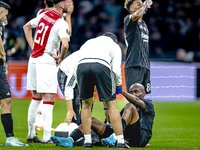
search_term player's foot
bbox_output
[27,136,44,143]
[146,143,150,146]
[83,143,93,148]
[43,139,54,144]
[64,137,74,147]
[50,136,73,147]
[6,137,29,147]
[101,135,117,147]
[116,142,130,149]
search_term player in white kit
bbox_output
[23,0,74,143]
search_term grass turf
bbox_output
[0,100,200,149]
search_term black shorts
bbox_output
[0,64,11,100]
[77,63,116,102]
[125,66,151,94]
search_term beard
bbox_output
[63,8,68,13]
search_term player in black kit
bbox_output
[0,2,28,146]
[124,0,152,94]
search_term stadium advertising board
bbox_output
[7,61,196,101]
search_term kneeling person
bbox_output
[57,50,81,125]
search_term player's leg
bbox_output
[0,65,28,146]
[42,93,55,143]
[77,63,95,148]
[102,103,139,147]
[93,63,127,148]
[26,61,43,143]
[121,103,141,147]
[121,103,139,127]
[81,97,93,147]
[36,63,57,143]
[51,117,113,147]
[1,98,13,137]
[27,90,43,143]
[104,100,128,148]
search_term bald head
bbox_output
[129,83,146,100]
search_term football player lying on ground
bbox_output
[50,83,155,148]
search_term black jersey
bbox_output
[124,15,150,70]
[138,99,155,143]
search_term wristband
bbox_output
[104,108,108,110]
[116,85,123,94]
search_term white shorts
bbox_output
[27,58,58,93]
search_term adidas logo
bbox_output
[6,92,10,95]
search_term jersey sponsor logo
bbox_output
[141,32,149,42]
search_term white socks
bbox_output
[28,98,42,138]
[42,102,54,141]
[115,134,124,144]
[84,134,92,144]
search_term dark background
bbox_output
[1,0,200,63]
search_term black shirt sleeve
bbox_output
[124,15,137,29]
[143,99,154,114]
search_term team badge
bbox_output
[66,29,70,35]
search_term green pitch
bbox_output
[0,100,200,150]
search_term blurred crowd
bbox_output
[2,0,200,63]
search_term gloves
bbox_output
[116,85,122,94]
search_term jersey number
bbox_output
[35,22,49,46]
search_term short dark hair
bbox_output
[0,2,10,10]
[103,32,118,43]
[124,0,135,12]
[52,0,65,5]
[45,0,54,7]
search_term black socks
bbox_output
[1,113,14,137]
[121,118,127,134]
[70,128,83,142]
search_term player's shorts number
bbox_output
[146,83,151,93]
[35,22,49,46]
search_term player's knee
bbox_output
[1,98,12,112]
[124,103,136,112]
[91,117,99,125]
